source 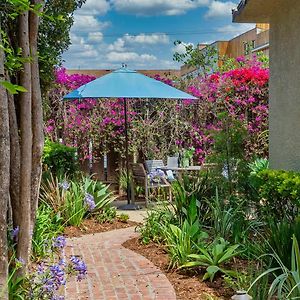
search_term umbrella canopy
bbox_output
[64,67,197,100]
[63,67,198,209]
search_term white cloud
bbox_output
[123,33,169,44]
[107,51,157,62]
[172,42,194,54]
[76,0,110,16]
[111,0,210,16]
[71,15,110,33]
[107,38,126,52]
[88,32,103,43]
[205,1,237,18]
[217,24,255,36]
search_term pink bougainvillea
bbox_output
[46,57,269,163]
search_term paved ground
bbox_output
[64,227,176,300]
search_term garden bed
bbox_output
[64,218,139,238]
[123,237,233,300]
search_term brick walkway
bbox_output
[64,227,176,300]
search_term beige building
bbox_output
[67,69,181,79]
[181,23,269,78]
[233,0,300,171]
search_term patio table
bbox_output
[159,165,202,180]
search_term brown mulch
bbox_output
[123,237,234,300]
[63,218,139,238]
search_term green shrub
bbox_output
[253,169,300,221]
[43,139,78,177]
[32,204,63,257]
[251,235,300,299]
[96,207,117,224]
[138,205,175,244]
[165,220,208,268]
[182,237,240,282]
[64,181,86,226]
[266,217,300,269]
[118,213,129,223]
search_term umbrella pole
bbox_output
[124,98,130,205]
[119,98,141,210]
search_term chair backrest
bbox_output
[131,163,147,185]
[167,156,179,168]
[145,160,165,173]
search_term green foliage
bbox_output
[64,181,86,226]
[165,220,208,268]
[171,173,212,225]
[253,169,300,221]
[40,173,67,214]
[249,158,269,177]
[173,41,218,76]
[43,139,78,177]
[118,213,129,223]
[82,176,115,211]
[251,235,300,299]
[266,217,300,270]
[96,207,117,224]
[182,238,240,282]
[32,204,63,258]
[138,205,175,244]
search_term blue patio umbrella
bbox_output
[64,66,198,209]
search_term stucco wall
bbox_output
[269,2,300,170]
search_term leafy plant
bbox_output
[171,173,212,225]
[253,169,300,221]
[138,205,175,244]
[32,204,63,258]
[165,220,208,268]
[266,217,300,269]
[40,173,67,214]
[43,139,78,177]
[249,158,269,177]
[251,235,300,299]
[64,181,86,226]
[96,207,117,224]
[182,238,240,282]
[82,176,115,211]
[118,213,129,223]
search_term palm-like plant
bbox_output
[182,238,240,281]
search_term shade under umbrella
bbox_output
[64,67,197,209]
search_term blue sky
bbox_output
[63,0,254,70]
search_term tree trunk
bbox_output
[17,10,33,271]
[0,28,10,300]
[8,91,21,229]
[29,0,44,226]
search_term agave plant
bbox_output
[250,234,300,299]
[182,238,240,281]
[248,158,269,177]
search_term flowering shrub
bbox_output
[46,56,269,166]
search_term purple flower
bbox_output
[11,226,19,242]
[15,257,25,268]
[58,181,70,190]
[52,236,66,249]
[70,256,87,281]
[84,193,96,211]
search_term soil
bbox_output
[63,218,139,238]
[123,237,234,300]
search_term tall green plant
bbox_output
[251,235,300,299]
[165,220,208,268]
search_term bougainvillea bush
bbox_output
[45,56,269,168]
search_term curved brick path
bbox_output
[64,227,176,300]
